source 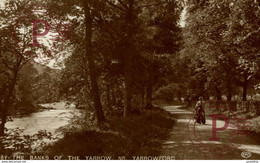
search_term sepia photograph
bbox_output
[0,0,260,161]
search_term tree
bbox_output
[44,0,183,120]
[103,0,183,114]
[44,0,106,123]
[225,0,260,101]
[83,1,105,122]
[0,0,53,134]
[182,0,260,101]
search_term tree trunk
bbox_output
[123,0,135,117]
[141,85,145,107]
[111,88,116,106]
[0,70,18,135]
[215,86,222,112]
[106,84,111,108]
[84,3,105,123]
[146,82,152,109]
[215,86,222,101]
[146,55,153,109]
[242,81,247,101]
[242,73,248,101]
[227,82,232,101]
[227,92,232,101]
[0,107,6,135]
[178,89,181,102]
[226,57,233,102]
[124,55,133,116]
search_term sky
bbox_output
[0,0,5,7]
[180,6,187,27]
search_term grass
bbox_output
[40,108,176,160]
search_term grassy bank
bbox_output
[40,108,175,159]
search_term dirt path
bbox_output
[161,105,260,160]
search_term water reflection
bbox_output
[6,102,76,135]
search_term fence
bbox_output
[203,100,260,115]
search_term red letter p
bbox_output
[31,20,50,47]
[209,114,229,141]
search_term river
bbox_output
[5,101,77,135]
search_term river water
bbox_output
[5,102,76,135]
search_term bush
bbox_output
[0,129,57,158]
[250,116,260,133]
[154,84,180,102]
[41,109,175,159]
[41,131,126,159]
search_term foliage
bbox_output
[41,108,175,159]
[249,116,260,133]
[43,0,184,119]
[178,0,260,101]
[34,68,61,104]
[0,128,58,158]
[0,0,65,134]
[154,84,180,102]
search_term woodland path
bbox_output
[161,105,260,160]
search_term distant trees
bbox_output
[34,67,61,103]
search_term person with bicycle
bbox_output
[195,96,206,124]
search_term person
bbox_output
[195,96,206,124]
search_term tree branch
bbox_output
[235,27,260,44]
[106,0,127,12]
[117,0,128,10]
[136,1,168,9]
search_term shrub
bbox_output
[0,129,57,158]
[154,84,180,102]
[41,109,175,159]
[250,116,260,133]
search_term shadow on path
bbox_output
[161,105,260,160]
